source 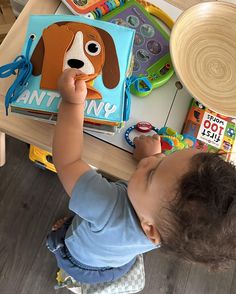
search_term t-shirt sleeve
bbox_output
[69,170,127,231]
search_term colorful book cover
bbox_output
[11,15,135,125]
[182,99,236,161]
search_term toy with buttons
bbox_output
[91,0,126,19]
[125,121,192,154]
[62,0,126,18]
[102,0,174,97]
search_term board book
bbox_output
[8,14,135,132]
[182,99,236,161]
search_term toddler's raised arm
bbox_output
[53,69,91,196]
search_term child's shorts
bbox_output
[46,217,136,284]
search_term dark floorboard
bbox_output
[0,136,235,294]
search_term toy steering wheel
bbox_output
[125,121,190,153]
[125,121,159,147]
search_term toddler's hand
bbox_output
[57,68,87,104]
[133,134,162,161]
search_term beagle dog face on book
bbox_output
[30,21,120,99]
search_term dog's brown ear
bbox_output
[30,22,69,76]
[96,28,120,89]
[30,37,44,76]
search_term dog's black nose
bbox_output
[67,59,84,69]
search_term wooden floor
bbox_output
[0,136,235,294]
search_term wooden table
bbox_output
[0,0,217,180]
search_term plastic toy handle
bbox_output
[140,0,174,30]
[148,6,174,29]
[130,76,153,97]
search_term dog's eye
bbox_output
[85,41,101,56]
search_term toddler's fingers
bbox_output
[134,135,146,145]
[133,136,139,145]
[75,79,87,95]
[152,134,160,141]
[58,69,82,90]
[133,136,145,145]
[62,69,82,84]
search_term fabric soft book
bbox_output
[10,15,135,128]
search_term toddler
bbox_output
[47,69,236,284]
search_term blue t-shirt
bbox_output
[65,170,158,268]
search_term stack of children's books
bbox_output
[8,14,135,134]
[182,99,236,162]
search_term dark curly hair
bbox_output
[158,152,236,271]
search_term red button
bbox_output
[136,121,153,133]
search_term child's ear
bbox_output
[140,220,161,245]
